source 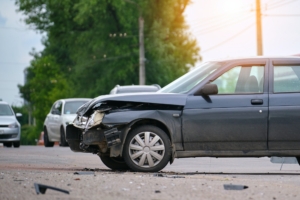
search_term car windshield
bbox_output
[0,104,14,116]
[159,62,223,93]
[64,101,89,114]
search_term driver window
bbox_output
[51,101,62,115]
[212,65,264,94]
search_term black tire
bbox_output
[99,155,130,170]
[44,128,54,147]
[4,142,12,147]
[123,125,171,172]
[60,127,68,147]
[13,141,20,148]
[296,157,300,165]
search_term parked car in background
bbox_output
[109,85,161,94]
[66,56,300,172]
[43,98,91,147]
[0,100,22,148]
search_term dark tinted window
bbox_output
[0,104,14,116]
[274,66,300,93]
[64,101,89,114]
[212,65,264,94]
[51,101,62,115]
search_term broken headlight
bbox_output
[73,116,88,129]
[85,110,105,130]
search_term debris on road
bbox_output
[155,190,161,193]
[153,173,185,178]
[34,183,70,195]
[74,171,95,175]
[223,184,248,190]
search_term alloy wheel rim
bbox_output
[129,131,165,168]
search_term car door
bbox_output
[52,101,62,138]
[48,101,62,140]
[268,59,300,150]
[182,59,269,151]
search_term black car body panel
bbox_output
[66,56,300,172]
[77,93,187,116]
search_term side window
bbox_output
[51,101,62,115]
[212,65,264,94]
[274,66,300,93]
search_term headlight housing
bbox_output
[73,110,104,130]
[85,110,104,130]
[8,122,19,128]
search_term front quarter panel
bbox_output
[102,110,183,152]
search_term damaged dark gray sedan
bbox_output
[66,56,300,172]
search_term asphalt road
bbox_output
[1,146,300,199]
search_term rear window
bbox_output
[0,104,14,116]
[274,65,300,93]
[64,101,89,114]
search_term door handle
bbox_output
[251,99,263,105]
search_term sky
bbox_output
[0,0,300,106]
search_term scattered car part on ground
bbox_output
[223,184,248,190]
[153,173,185,178]
[43,98,91,147]
[66,56,300,172]
[0,100,22,148]
[109,84,161,94]
[74,171,95,175]
[270,157,298,164]
[34,183,69,194]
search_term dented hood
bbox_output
[77,93,187,116]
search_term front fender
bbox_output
[103,110,182,160]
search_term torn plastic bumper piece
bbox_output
[34,183,69,195]
[104,128,121,147]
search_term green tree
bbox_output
[16,0,200,131]
[18,54,71,129]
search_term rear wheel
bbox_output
[99,155,129,170]
[123,125,171,172]
[296,157,300,165]
[44,128,54,147]
[13,141,20,148]
[60,127,68,147]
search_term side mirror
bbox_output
[195,84,218,96]
[16,113,22,117]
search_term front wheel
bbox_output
[60,127,68,147]
[99,155,129,170]
[4,142,12,147]
[123,125,171,172]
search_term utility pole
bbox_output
[124,0,145,85]
[256,0,263,55]
[139,16,145,85]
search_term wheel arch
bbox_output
[111,118,174,161]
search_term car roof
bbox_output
[111,85,161,94]
[59,98,92,102]
[0,101,9,105]
[210,56,300,63]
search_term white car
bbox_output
[0,100,22,148]
[43,98,91,147]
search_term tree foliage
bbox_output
[16,0,200,130]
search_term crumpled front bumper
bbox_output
[66,123,122,153]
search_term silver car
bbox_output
[43,98,91,147]
[0,101,22,148]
